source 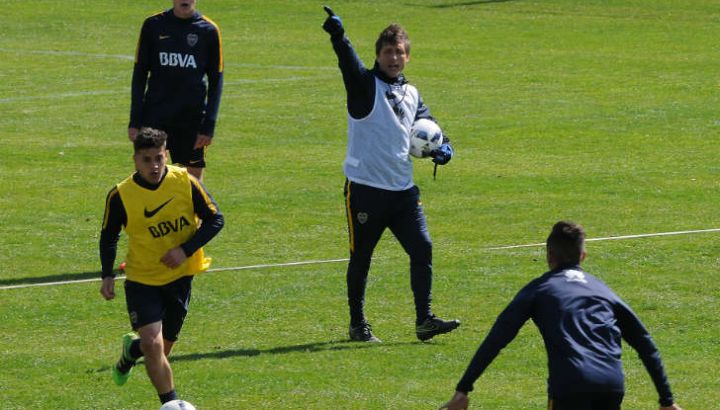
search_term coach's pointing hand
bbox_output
[322,6,344,37]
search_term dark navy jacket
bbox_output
[329,34,440,132]
[130,9,223,136]
[456,266,674,406]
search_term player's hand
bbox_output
[161,247,188,269]
[128,127,139,142]
[431,143,454,165]
[439,391,469,410]
[100,276,116,300]
[194,134,213,149]
[322,6,344,37]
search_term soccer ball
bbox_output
[409,118,443,158]
[159,400,196,410]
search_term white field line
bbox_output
[0,90,125,103]
[0,48,335,70]
[0,48,135,61]
[0,75,335,104]
[0,48,335,103]
[3,228,720,291]
[0,258,350,291]
[485,227,720,250]
[0,72,331,104]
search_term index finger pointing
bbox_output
[323,5,335,16]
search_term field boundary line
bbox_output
[0,258,350,291]
[2,228,719,291]
[0,48,335,70]
[485,227,720,250]
[0,90,125,103]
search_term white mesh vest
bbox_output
[344,77,419,191]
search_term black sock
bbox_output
[116,339,143,374]
[159,389,177,404]
[129,339,142,359]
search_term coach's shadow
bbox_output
[171,339,419,362]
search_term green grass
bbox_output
[1,0,718,408]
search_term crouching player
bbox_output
[440,221,682,410]
[99,128,224,405]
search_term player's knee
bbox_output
[140,334,165,357]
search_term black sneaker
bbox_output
[416,315,460,341]
[349,321,381,342]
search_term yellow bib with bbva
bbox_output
[117,165,211,285]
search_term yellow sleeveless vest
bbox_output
[117,165,211,285]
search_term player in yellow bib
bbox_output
[99,128,224,405]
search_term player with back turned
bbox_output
[439,221,683,410]
[322,6,460,343]
[99,128,224,405]
[129,0,224,181]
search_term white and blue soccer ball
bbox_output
[160,400,196,410]
[409,118,443,158]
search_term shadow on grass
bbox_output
[93,339,434,373]
[0,270,106,287]
[404,0,516,8]
[171,339,422,362]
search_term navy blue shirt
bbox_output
[456,266,674,406]
[130,9,223,136]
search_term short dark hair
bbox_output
[546,221,586,266]
[375,24,411,56]
[133,127,167,153]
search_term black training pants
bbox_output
[344,180,433,326]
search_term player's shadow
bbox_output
[92,340,433,373]
[408,0,516,7]
[171,339,418,362]
[0,270,104,287]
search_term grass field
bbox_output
[1,0,718,408]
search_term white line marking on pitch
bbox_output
[0,48,335,70]
[0,258,350,290]
[0,90,125,103]
[0,48,135,60]
[0,77,334,104]
[2,228,719,291]
[485,228,720,250]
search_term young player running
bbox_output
[100,128,224,405]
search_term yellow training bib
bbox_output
[117,165,210,285]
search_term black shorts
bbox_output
[142,115,206,168]
[548,392,624,410]
[124,276,194,342]
[164,122,207,168]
